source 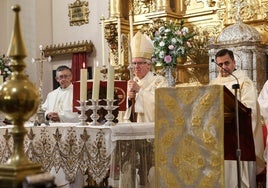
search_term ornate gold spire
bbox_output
[0,4,42,187]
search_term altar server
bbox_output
[42,65,79,123]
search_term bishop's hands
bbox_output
[127,80,140,99]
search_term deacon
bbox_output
[124,31,168,123]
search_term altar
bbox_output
[0,122,154,188]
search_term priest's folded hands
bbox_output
[46,112,60,122]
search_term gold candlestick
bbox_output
[0,5,42,187]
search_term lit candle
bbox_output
[107,65,115,100]
[117,16,121,66]
[129,11,133,41]
[80,62,87,102]
[92,64,101,100]
[101,15,106,66]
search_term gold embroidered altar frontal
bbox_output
[155,85,225,188]
[0,124,113,186]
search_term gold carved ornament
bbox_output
[68,0,90,26]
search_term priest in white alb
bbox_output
[210,49,265,188]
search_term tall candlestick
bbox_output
[92,66,101,100]
[107,65,115,100]
[129,11,133,42]
[101,15,106,66]
[117,16,121,66]
[80,63,87,102]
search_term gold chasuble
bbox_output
[155,85,225,187]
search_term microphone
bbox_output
[212,59,239,89]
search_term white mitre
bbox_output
[131,31,154,60]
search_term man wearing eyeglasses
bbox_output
[124,31,168,123]
[121,31,167,188]
[42,65,79,123]
[210,49,265,187]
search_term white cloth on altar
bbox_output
[50,168,84,188]
[124,71,167,123]
[42,84,79,123]
[0,123,114,188]
[110,122,154,141]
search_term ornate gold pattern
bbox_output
[0,126,111,185]
[158,167,179,188]
[175,86,200,104]
[133,0,154,14]
[107,0,268,86]
[68,0,90,26]
[43,40,94,57]
[160,129,176,149]
[155,86,224,187]
[175,135,205,185]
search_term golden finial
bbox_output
[0,4,42,187]
[7,5,27,59]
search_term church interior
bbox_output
[0,0,268,187]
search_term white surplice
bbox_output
[42,84,79,123]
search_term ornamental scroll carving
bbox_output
[106,0,268,83]
[43,40,94,57]
[68,0,90,26]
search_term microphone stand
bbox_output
[233,82,241,188]
[213,60,241,188]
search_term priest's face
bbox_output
[56,69,73,89]
[216,53,236,77]
[132,57,151,79]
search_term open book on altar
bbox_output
[73,80,127,112]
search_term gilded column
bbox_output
[110,0,120,18]
[156,0,171,11]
